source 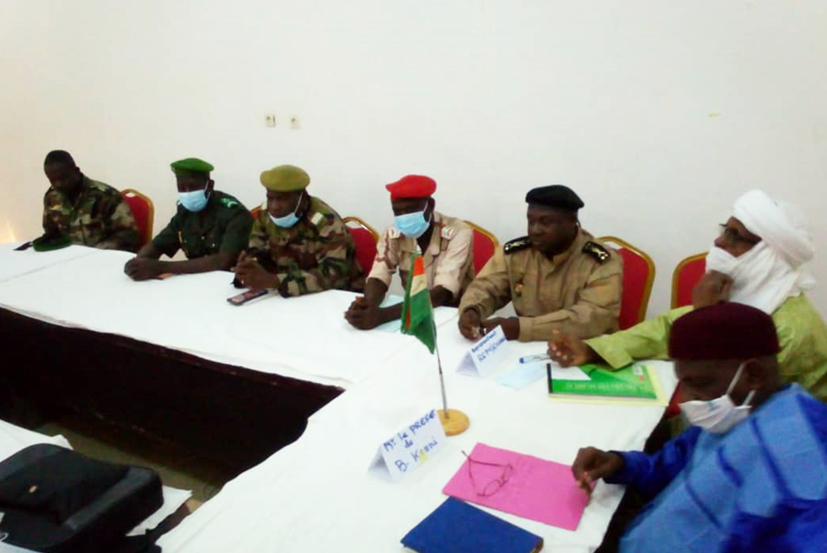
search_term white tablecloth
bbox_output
[0,249,456,387]
[0,246,679,551]
[0,243,101,284]
[158,327,678,553]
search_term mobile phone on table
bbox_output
[226,289,269,306]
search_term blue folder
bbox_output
[401,497,544,553]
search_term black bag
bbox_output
[0,444,163,553]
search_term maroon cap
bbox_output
[669,303,780,360]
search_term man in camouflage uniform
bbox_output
[458,185,622,342]
[41,150,139,252]
[345,174,475,330]
[124,157,254,281]
[233,164,363,297]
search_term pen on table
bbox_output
[520,354,551,364]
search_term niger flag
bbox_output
[401,253,436,354]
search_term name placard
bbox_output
[369,409,447,482]
[370,409,445,482]
[457,326,510,377]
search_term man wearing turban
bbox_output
[549,190,827,402]
[571,303,827,552]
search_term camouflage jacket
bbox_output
[248,196,364,297]
[42,176,140,252]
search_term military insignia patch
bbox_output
[310,212,325,226]
[504,236,531,254]
[220,198,239,208]
[583,241,610,263]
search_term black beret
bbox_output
[525,185,584,212]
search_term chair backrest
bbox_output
[250,205,263,221]
[343,216,379,274]
[463,220,499,274]
[120,189,154,248]
[598,236,656,330]
[671,252,707,308]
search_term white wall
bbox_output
[1,0,826,316]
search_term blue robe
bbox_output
[607,384,827,553]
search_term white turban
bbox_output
[706,189,815,314]
[732,189,815,268]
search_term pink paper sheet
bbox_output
[442,443,589,531]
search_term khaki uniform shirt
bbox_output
[42,176,139,252]
[248,196,363,297]
[367,212,474,305]
[151,191,253,259]
[458,229,623,342]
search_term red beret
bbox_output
[385,175,437,201]
[669,303,780,361]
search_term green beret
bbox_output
[260,165,310,192]
[525,185,584,212]
[171,157,214,175]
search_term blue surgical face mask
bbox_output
[270,192,304,228]
[178,189,209,212]
[395,209,431,238]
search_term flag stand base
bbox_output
[438,409,470,436]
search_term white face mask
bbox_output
[679,363,756,434]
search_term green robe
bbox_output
[585,294,827,402]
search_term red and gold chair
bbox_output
[121,189,155,248]
[664,252,707,418]
[671,252,707,308]
[598,236,656,330]
[463,220,499,274]
[343,216,380,274]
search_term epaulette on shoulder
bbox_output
[309,211,327,227]
[583,241,610,263]
[440,225,455,240]
[504,236,531,254]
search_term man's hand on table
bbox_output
[481,317,520,341]
[459,310,520,341]
[571,446,625,496]
[547,330,597,367]
[344,297,383,330]
[234,258,278,290]
[124,257,165,281]
[458,309,483,340]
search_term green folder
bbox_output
[548,363,657,399]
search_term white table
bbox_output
[0,248,456,388]
[0,247,459,469]
[0,243,101,284]
[0,246,678,551]
[158,327,677,553]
